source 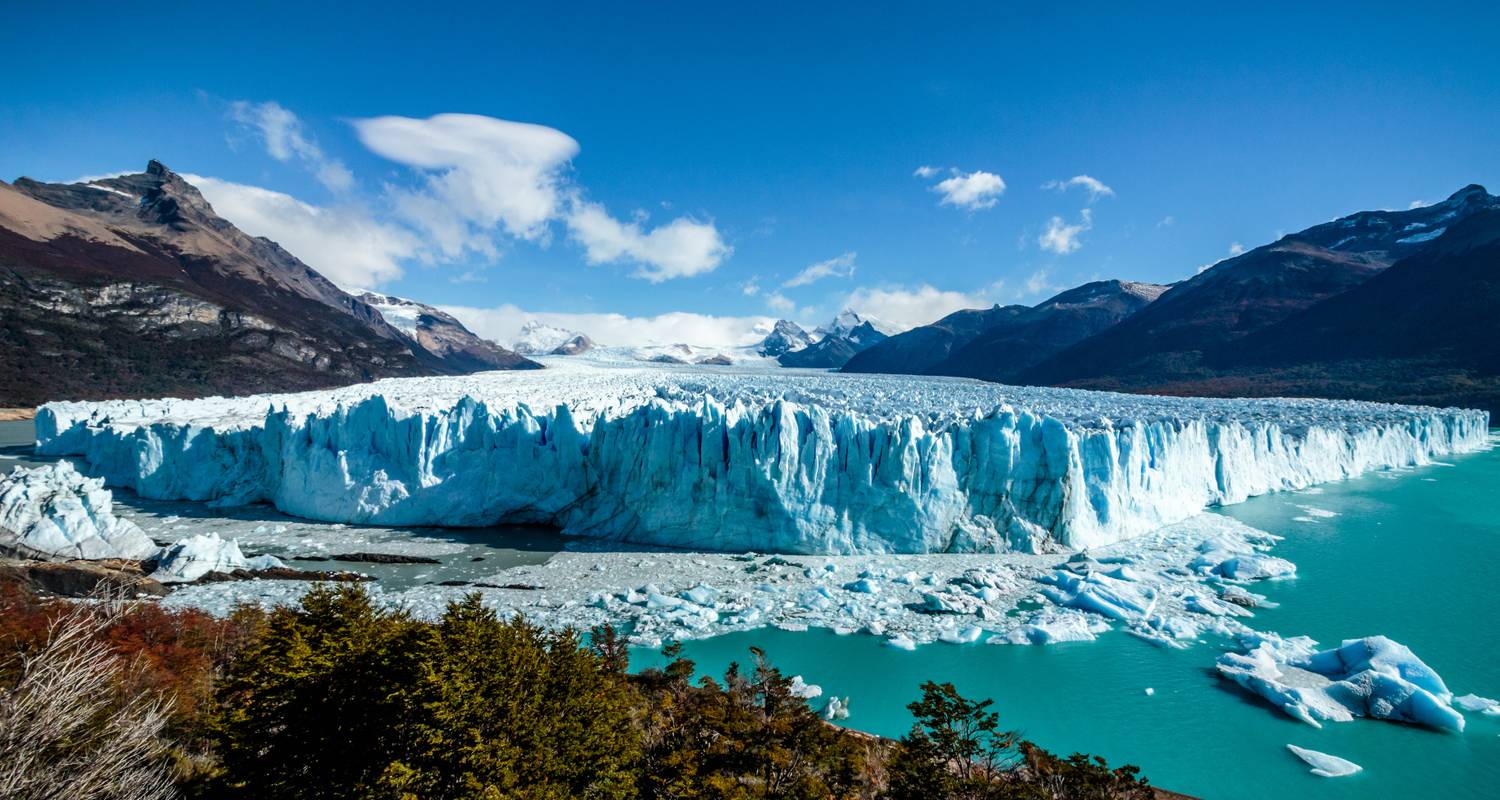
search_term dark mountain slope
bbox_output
[1202,207,1500,412]
[929,281,1167,382]
[841,280,1166,381]
[0,162,535,406]
[840,304,1029,374]
[1021,185,1500,390]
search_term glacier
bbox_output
[34,360,1490,555]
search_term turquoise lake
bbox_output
[636,438,1500,799]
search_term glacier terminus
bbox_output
[34,360,1489,555]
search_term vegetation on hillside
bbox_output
[0,580,1160,799]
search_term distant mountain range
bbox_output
[4,161,1495,415]
[845,184,1500,413]
[0,161,535,406]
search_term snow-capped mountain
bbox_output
[815,310,899,344]
[360,293,537,372]
[779,311,895,368]
[512,320,595,356]
[757,320,815,357]
[0,161,537,407]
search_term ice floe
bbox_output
[1286,744,1362,778]
[1217,634,1467,731]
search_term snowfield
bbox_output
[35,359,1489,554]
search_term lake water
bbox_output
[635,439,1500,799]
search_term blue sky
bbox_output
[4,1,1498,345]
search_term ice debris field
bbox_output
[34,360,1489,554]
[20,360,1499,742]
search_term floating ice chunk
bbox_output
[150,532,282,583]
[1453,694,1500,716]
[999,608,1108,645]
[823,696,849,720]
[1218,634,1466,731]
[1040,570,1156,621]
[0,462,157,560]
[920,591,982,615]
[843,578,880,594]
[886,634,917,650]
[681,584,721,605]
[788,675,823,699]
[1144,687,1155,696]
[1286,745,1362,778]
[939,625,984,644]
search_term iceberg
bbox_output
[35,361,1488,555]
[1285,745,1362,778]
[1217,634,1466,731]
[150,532,285,583]
[0,461,158,560]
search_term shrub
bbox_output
[0,603,178,800]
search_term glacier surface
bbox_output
[35,360,1489,554]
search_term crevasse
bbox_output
[33,364,1490,554]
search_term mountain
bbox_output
[778,312,894,368]
[842,280,1167,380]
[756,319,814,357]
[1021,185,1500,390]
[358,293,536,372]
[0,161,535,407]
[1206,206,1500,412]
[815,310,898,344]
[512,320,594,356]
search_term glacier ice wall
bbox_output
[33,364,1491,554]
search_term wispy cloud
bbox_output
[912,165,939,179]
[783,251,856,288]
[1038,209,1093,255]
[185,174,418,290]
[1043,174,1114,203]
[230,100,353,193]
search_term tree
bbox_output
[884,681,1021,800]
[209,586,639,800]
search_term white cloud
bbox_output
[185,174,418,290]
[1408,200,1428,209]
[1043,174,1114,203]
[1022,268,1057,299]
[441,303,774,348]
[912,165,939,179]
[930,169,1006,210]
[1038,209,1093,255]
[764,292,796,313]
[783,251,856,288]
[230,100,353,193]
[841,284,996,330]
[1157,215,1175,227]
[564,199,730,282]
[1228,241,1246,256]
[352,112,580,251]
